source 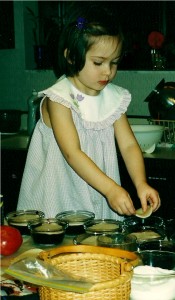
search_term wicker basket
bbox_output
[38,245,140,300]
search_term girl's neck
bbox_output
[67,76,100,96]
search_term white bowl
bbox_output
[130,251,175,300]
[131,125,164,153]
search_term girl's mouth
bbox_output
[98,80,109,85]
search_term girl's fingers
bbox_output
[116,195,135,216]
[148,194,161,212]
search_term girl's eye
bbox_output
[93,58,121,66]
[112,55,123,65]
[94,61,103,66]
[111,59,120,65]
[112,61,118,65]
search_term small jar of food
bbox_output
[55,210,95,235]
[122,216,166,245]
[6,210,45,235]
[28,218,68,245]
[97,232,138,251]
[84,219,122,235]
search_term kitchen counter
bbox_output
[1,234,74,269]
[143,145,175,160]
[1,131,30,150]
[1,131,175,159]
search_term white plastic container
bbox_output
[131,124,164,153]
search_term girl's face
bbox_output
[71,35,122,96]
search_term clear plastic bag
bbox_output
[5,257,93,293]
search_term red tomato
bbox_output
[0,225,23,256]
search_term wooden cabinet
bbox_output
[1,150,27,216]
[118,156,175,220]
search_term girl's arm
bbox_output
[114,114,147,187]
[44,98,136,215]
[114,114,160,212]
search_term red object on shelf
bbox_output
[148,31,165,49]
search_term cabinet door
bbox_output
[145,158,175,219]
[1,150,27,216]
[118,156,175,219]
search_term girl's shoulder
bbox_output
[38,75,79,110]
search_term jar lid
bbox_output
[73,233,99,246]
[28,218,67,233]
[55,210,95,225]
[6,210,45,225]
[85,219,122,234]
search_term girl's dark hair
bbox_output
[54,2,123,78]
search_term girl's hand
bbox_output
[106,184,136,216]
[136,182,161,213]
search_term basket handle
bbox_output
[39,245,140,268]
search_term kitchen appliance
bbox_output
[144,78,175,120]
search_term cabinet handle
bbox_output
[148,176,167,181]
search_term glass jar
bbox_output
[84,219,122,235]
[97,232,138,251]
[6,210,45,235]
[28,218,68,245]
[55,210,95,235]
[122,216,166,244]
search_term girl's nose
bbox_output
[103,64,111,75]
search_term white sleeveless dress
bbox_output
[17,76,131,220]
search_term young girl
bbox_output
[17,3,160,219]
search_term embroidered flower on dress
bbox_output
[77,94,84,101]
[70,93,84,108]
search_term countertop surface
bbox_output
[143,145,175,160]
[1,131,175,159]
[1,131,30,150]
[1,234,74,269]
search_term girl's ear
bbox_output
[64,48,68,59]
[64,49,72,64]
